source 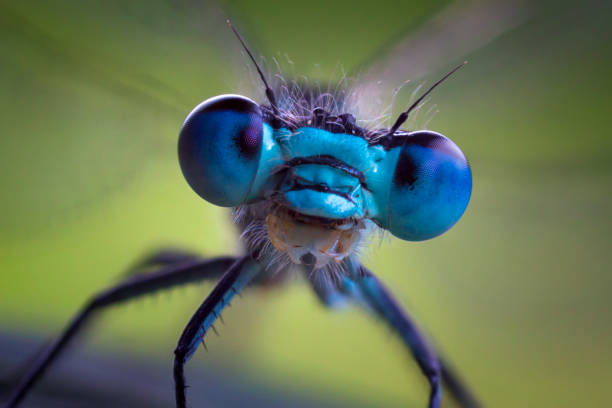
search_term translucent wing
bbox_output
[0,1,245,236]
[349,0,532,128]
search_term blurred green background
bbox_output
[1,0,611,407]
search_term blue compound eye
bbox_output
[385,131,472,241]
[178,94,263,206]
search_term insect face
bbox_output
[179,93,471,267]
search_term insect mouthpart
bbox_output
[264,156,371,269]
[265,205,367,269]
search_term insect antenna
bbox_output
[226,20,280,121]
[386,61,467,136]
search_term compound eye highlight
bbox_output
[386,131,472,241]
[178,94,263,207]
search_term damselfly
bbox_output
[5,18,480,408]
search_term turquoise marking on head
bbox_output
[271,127,376,220]
[179,94,472,242]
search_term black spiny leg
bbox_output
[340,262,482,408]
[3,255,236,408]
[173,256,261,408]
